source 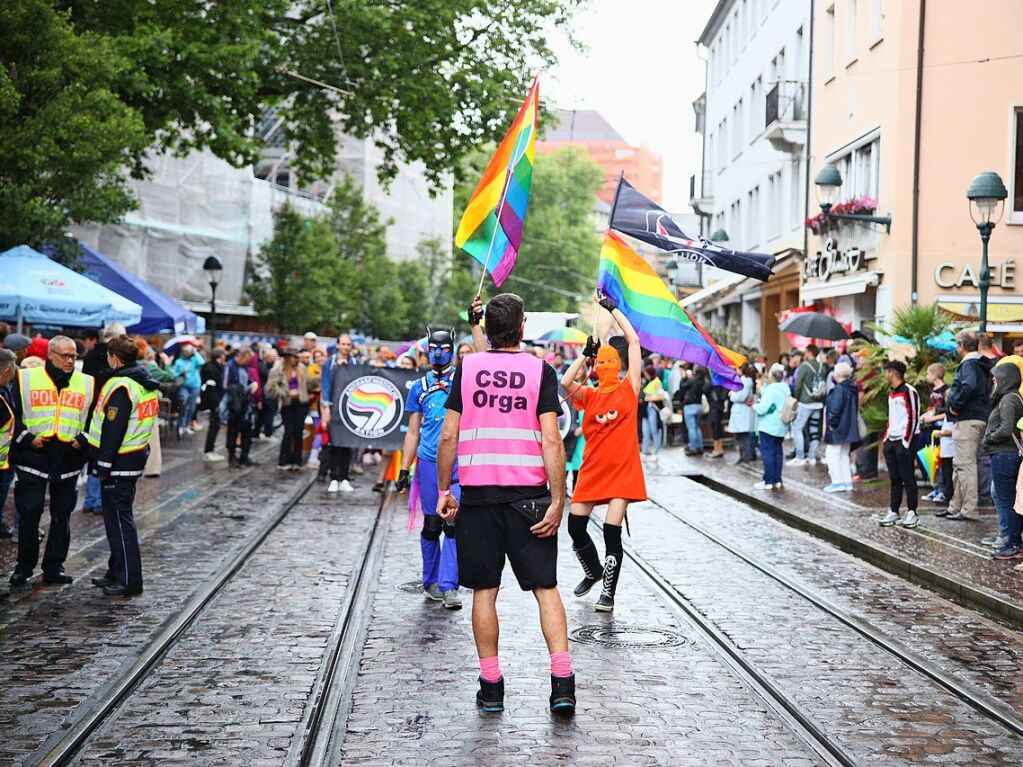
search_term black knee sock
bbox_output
[602,522,623,561]
[567,514,592,549]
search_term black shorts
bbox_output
[456,503,558,591]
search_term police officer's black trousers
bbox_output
[101,477,142,590]
[14,472,77,577]
[226,413,253,461]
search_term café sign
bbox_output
[934,258,1015,290]
[803,238,866,281]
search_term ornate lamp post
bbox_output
[202,255,223,346]
[966,171,1008,332]
[814,163,891,232]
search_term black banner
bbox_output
[328,365,421,450]
[609,176,776,282]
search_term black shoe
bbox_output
[228,456,240,468]
[9,570,29,587]
[549,673,576,715]
[42,572,73,585]
[0,524,11,538]
[239,457,256,467]
[372,481,384,493]
[572,540,602,597]
[91,576,114,588]
[595,553,622,612]
[81,506,97,514]
[476,676,504,713]
[595,593,615,611]
[934,508,951,517]
[102,583,143,597]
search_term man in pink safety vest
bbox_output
[436,293,574,716]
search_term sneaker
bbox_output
[752,481,774,490]
[424,583,443,602]
[921,490,937,502]
[823,483,844,493]
[327,480,341,494]
[945,512,977,521]
[308,456,320,468]
[805,457,819,466]
[203,452,225,463]
[841,483,854,492]
[339,480,355,493]
[549,673,576,715]
[931,492,946,503]
[982,534,1008,548]
[190,422,204,432]
[897,510,919,529]
[442,589,462,609]
[350,465,365,476]
[992,545,1023,560]
[786,458,807,467]
[476,677,504,713]
[878,511,900,527]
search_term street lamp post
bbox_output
[813,164,892,232]
[203,255,223,346]
[966,171,1008,333]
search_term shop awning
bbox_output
[79,243,202,334]
[801,271,880,301]
[938,296,1023,330]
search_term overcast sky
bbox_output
[546,0,718,213]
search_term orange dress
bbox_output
[571,382,647,505]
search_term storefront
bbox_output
[801,229,887,335]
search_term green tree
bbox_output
[454,146,604,312]
[0,1,149,250]
[59,0,586,187]
[399,261,432,338]
[325,176,407,338]
[247,203,340,334]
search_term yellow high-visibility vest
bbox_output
[86,376,159,454]
[18,367,94,442]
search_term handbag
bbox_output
[700,394,710,415]
[659,403,672,424]
[857,411,869,441]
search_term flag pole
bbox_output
[594,172,626,338]
[476,166,514,297]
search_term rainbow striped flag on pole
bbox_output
[455,76,539,287]
[597,231,745,390]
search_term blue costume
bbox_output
[404,338,460,594]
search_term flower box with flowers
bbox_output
[805,195,879,234]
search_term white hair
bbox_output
[102,323,126,341]
[833,362,853,381]
[48,335,74,352]
[769,363,786,382]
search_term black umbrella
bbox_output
[779,312,850,340]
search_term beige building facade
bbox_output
[806,0,1023,342]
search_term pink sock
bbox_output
[479,656,502,682]
[550,651,573,678]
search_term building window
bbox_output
[749,77,762,142]
[790,157,803,229]
[868,0,884,46]
[824,5,836,81]
[828,133,880,203]
[718,118,728,169]
[747,188,758,248]
[768,171,783,239]
[1012,107,1023,222]
[845,0,858,65]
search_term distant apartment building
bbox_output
[538,109,663,206]
[806,0,1023,345]
[685,0,811,356]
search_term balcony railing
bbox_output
[765,81,806,128]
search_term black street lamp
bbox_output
[966,171,1008,333]
[203,255,223,346]
[814,164,892,232]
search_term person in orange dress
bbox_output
[560,292,645,612]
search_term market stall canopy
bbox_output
[78,243,202,334]
[0,246,142,329]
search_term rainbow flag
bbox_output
[454,76,539,287]
[597,231,745,390]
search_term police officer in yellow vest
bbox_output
[86,335,160,597]
[9,336,94,587]
[0,349,19,601]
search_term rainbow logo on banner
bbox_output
[348,387,395,418]
[339,377,404,439]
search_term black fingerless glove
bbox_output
[598,294,617,313]
[395,469,410,492]
[582,336,600,359]
[467,299,483,326]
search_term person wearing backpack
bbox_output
[753,364,790,490]
[790,344,827,466]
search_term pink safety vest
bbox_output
[457,352,548,487]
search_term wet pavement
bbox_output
[2,440,1023,765]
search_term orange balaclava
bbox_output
[594,345,622,390]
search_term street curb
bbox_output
[692,475,1023,631]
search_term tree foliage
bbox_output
[454,146,604,313]
[0,1,149,250]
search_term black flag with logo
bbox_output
[329,365,421,450]
[608,176,776,281]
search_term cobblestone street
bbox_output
[2,447,1023,765]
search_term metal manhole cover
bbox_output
[397,580,424,594]
[570,624,691,648]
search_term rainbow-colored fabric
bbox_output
[454,76,539,287]
[597,231,744,390]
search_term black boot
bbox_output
[572,540,602,597]
[476,676,504,713]
[549,673,576,715]
[596,523,623,612]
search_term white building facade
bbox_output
[690,0,811,353]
